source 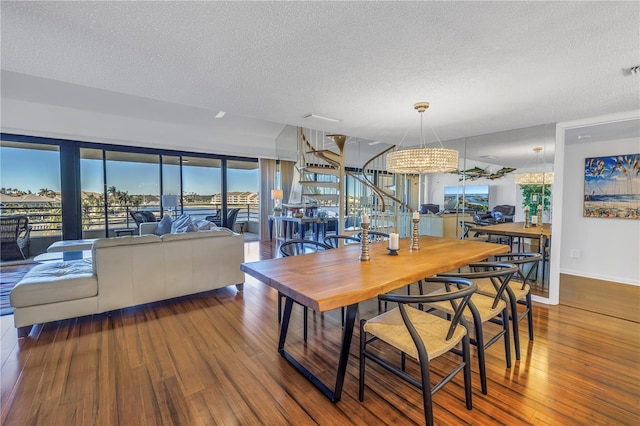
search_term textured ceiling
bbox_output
[1,1,639,166]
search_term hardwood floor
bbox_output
[1,240,639,425]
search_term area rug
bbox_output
[0,264,33,316]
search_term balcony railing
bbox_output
[0,203,260,236]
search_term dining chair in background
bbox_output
[323,234,361,248]
[430,262,518,394]
[476,252,541,360]
[278,239,333,341]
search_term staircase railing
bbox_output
[296,128,414,236]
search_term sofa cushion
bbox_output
[155,214,173,235]
[160,227,234,242]
[93,234,161,249]
[10,259,97,308]
[171,214,197,233]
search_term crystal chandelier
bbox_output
[514,147,554,185]
[386,102,459,174]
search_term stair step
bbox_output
[306,149,342,161]
[304,166,340,176]
[299,181,340,189]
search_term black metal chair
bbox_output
[357,230,390,242]
[430,262,518,394]
[278,240,333,341]
[476,253,542,360]
[359,277,477,426]
[0,215,32,260]
[460,222,489,242]
[130,210,157,228]
[206,208,240,231]
[323,234,361,248]
[205,209,221,225]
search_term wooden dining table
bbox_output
[470,222,551,282]
[240,235,509,402]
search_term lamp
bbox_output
[386,102,459,174]
[514,147,554,185]
[162,194,179,218]
[271,189,283,215]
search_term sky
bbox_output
[1,146,258,195]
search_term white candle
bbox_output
[389,233,400,250]
[525,205,530,212]
[362,213,370,224]
[531,215,538,224]
[413,211,420,220]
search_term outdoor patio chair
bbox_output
[130,210,157,228]
[1,215,32,260]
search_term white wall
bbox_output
[560,136,640,285]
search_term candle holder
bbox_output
[386,248,398,256]
[411,218,420,251]
[537,205,543,227]
[524,213,530,228]
[359,222,371,261]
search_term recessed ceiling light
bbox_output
[368,141,382,146]
[479,155,498,160]
[215,111,226,119]
[303,113,341,123]
[577,134,591,139]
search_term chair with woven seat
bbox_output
[429,262,518,394]
[278,239,333,340]
[359,277,477,426]
[323,234,361,248]
[0,215,32,260]
[476,252,541,360]
[460,222,489,242]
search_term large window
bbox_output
[0,140,61,237]
[2,134,259,255]
[228,159,259,230]
[181,156,221,221]
[161,155,181,216]
[105,152,160,229]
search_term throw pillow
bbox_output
[171,214,194,233]
[194,218,211,231]
[155,214,173,236]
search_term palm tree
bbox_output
[107,186,118,204]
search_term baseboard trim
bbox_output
[560,273,640,323]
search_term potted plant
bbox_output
[273,205,282,216]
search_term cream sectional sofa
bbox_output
[10,228,245,337]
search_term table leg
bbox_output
[299,223,305,240]
[278,297,358,402]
